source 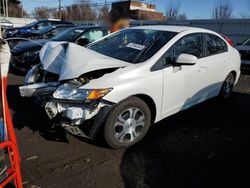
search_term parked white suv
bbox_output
[20,26,241,148]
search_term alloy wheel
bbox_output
[222,75,235,98]
[114,107,145,143]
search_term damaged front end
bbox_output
[19,41,130,102]
[20,65,117,138]
[19,41,131,138]
[45,100,113,138]
[19,63,60,104]
[44,73,115,138]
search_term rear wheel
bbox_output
[219,73,235,99]
[104,97,151,149]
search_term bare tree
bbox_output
[50,8,67,19]
[1,0,29,18]
[33,7,51,19]
[63,4,97,21]
[166,2,180,20]
[177,13,187,21]
[212,0,233,19]
[98,5,109,20]
[31,0,97,21]
[59,0,97,21]
[8,3,28,17]
[166,1,187,21]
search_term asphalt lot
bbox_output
[6,71,250,188]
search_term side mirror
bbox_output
[175,54,197,65]
[77,38,90,46]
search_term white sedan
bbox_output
[20,25,241,148]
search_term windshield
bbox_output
[44,26,72,38]
[52,27,84,42]
[87,29,177,63]
[36,26,53,34]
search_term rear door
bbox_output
[203,33,229,97]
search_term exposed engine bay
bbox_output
[19,41,132,138]
[19,63,119,138]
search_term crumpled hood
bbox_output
[40,42,132,81]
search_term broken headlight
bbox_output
[53,82,112,101]
[24,64,42,84]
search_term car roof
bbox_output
[59,26,105,34]
[131,25,213,33]
[74,25,106,30]
[37,19,62,21]
[37,19,72,23]
[51,24,75,28]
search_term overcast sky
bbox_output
[22,0,250,19]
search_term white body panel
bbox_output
[40,26,241,123]
[0,38,10,77]
[161,60,208,118]
[40,42,131,80]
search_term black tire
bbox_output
[219,72,235,99]
[104,97,151,149]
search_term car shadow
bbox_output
[7,84,69,143]
[120,91,250,188]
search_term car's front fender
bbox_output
[87,68,164,123]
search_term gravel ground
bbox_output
[6,72,250,188]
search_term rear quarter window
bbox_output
[205,34,228,56]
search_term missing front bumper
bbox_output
[45,100,113,139]
[45,101,106,122]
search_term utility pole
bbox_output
[6,0,8,18]
[2,0,5,18]
[59,0,62,19]
[0,0,2,36]
[21,0,24,18]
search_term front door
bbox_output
[161,33,208,117]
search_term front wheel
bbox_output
[219,73,235,99]
[104,97,151,149]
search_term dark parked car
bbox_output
[7,24,74,49]
[3,19,73,39]
[235,38,250,70]
[11,26,109,72]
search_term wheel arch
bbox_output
[226,70,237,85]
[230,70,237,80]
[132,94,157,124]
